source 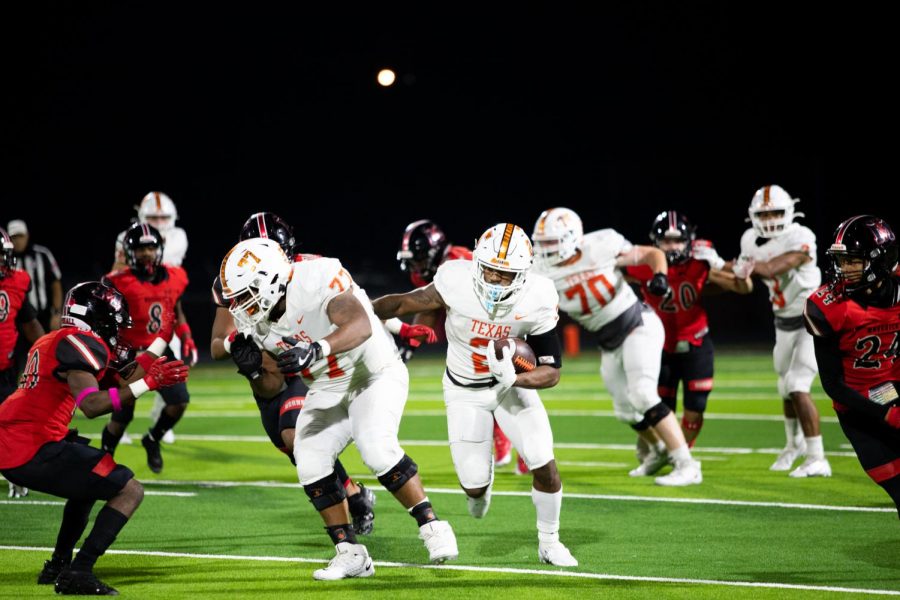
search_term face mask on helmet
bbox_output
[0,227,15,279]
[532,208,583,268]
[747,185,802,238]
[124,223,165,278]
[61,282,134,368]
[649,211,696,264]
[220,239,292,332]
[397,220,448,283]
[240,212,297,256]
[827,215,898,297]
[472,223,532,318]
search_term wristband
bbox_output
[317,339,331,358]
[109,387,122,412]
[147,337,168,356]
[136,352,155,373]
[384,318,404,335]
[175,322,192,338]
[74,387,99,408]
[128,378,151,399]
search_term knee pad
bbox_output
[642,402,671,428]
[110,403,134,425]
[303,472,347,511]
[683,386,710,414]
[377,454,418,492]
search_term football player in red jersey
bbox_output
[99,223,195,474]
[625,212,753,448]
[0,281,188,594]
[394,220,517,470]
[804,215,900,515]
[209,212,377,535]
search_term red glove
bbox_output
[399,323,438,348]
[886,406,900,429]
[144,357,190,391]
[176,323,199,366]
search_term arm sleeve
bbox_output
[526,326,562,369]
[55,332,109,375]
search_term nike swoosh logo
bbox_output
[296,316,304,325]
[514,314,527,320]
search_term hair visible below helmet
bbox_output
[649,210,696,264]
[137,191,178,232]
[827,215,898,297]
[397,219,449,283]
[0,227,15,278]
[239,212,296,256]
[62,281,134,367]
[472,223,533,318]
[123,223,165,278]
[747,185,803,238]
[531,207,583,267]
[220,238,292,331]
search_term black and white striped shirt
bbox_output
[17,244,61,313]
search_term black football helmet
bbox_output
[0,227,15,279]
[240,212,296,255]
[827,215,898,296]
[648,211,696,264]
[397,219,449,283]
[61,281,134,367]
[123,222,165,278]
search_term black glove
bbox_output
[231,333,263,380]
[276,337,323,374]
[648,273,670,297]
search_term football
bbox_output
[493,337,537,373]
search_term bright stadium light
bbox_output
[377,68,396,87]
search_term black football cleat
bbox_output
[54,569,119,595]
[141,434,163,473]
[37,556,70,584]
[349,483,376,536]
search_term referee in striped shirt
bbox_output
[7,219,62,333]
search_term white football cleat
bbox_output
[161,429,176,444]
[467,487,492,519]
[7,481,28,498]
[769,444,806,471]
[655,460,702,487]
[628,449,671,477]
[789,457,832,478]
[418,520,459,564]
[538,541,578,567]
[313,542,375,580]
[118,431,134,445]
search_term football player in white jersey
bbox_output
[112,192,191,445]
[373,223,578,568]
[730,185,831,477]
[220,238,457,580]
[531,208,702,486]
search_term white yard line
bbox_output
[0,545,895,595]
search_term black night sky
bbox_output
[2,3,895,349]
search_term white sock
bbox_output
[784,417,799,448]
[653,440,667,454]
[670,444,692,466]
[532,487,562,544]
[805,435,824,460]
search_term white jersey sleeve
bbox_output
[162,227,188,267]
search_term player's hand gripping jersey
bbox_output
[434,260,558,386]
[740,223,821,317]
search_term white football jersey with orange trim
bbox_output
[739,223,820,317]
[251,257,399,392]
[115,226,188,267]
[433,259,559,385]
[533,229,638,332]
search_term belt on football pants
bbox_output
[445,368,497,389]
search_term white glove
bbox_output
[487,340,517,391]
[691,243,725,270]
[732,255,756,279]
[8,481,28,498]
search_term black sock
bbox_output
[325,524,357,545]
[334,459,351,488]
[347,489,370,518]
[100,427,121,456]
[149,410,180,442]
[54,499,95,562]
[881,477,900,518]
[409,500,438,527]
[70,506,128,572]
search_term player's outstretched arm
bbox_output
[67,357,189,418]
[210,307,236,360]
[616,245,668,273]
[372,284,447,319]
[751,251,810,279]
[706,269,754,294]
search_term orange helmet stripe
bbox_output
[220,246,236,296]
[498,223,515,260]
[762,186,771,206]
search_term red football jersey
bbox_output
[806,284,900,398]
[625,259,711,353]
[104,266,189,350]
[0,328,110,468]
[0,270,32,371]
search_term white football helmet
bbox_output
[137,192,178,232]
[220,238,292,331]
[531,207,583,267]
[747,185,803,238]
[472,223,533,318]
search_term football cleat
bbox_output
[141,434,163,473]
[628,448,671,477]
[54,569,119,595]
[538,541,579,567]
[655,460,702,487]
[37,556,70,584]
[789,457,832,478]
[161,429,176,444]
[770,442,806,472]
[418,520,459,564]
[7,481,28,498]
[467,487,492,519]
[350,483,376,536]
[312,542,374,581]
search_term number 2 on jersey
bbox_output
[564,274,615,315]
